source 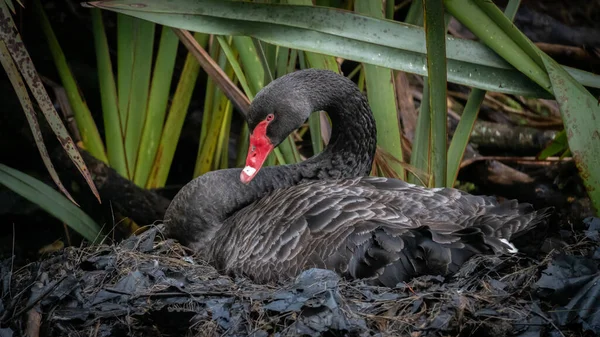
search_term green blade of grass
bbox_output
[199,76,215,151]
[423,0,448,188]
[538,129,569,160]
[198,38,220,151]
[91,8,128,178]
[215,98,233,170]
[236,124,250,168]
[356,0,404,179]
[357,66,366,91]
[117,14,134,132]
[211,37,236,171]
[276,46,290,78]
[445,0,522,187]
[301,52,339,72]
[34,0,108,164]
[406,0,430,185]
[307,112,324,156]
[194,37,237,176]
[257,40,277,84]
[445,88,485,186]
[134,27,180,187]
[287,48,298,74]
[219,36,255,100]
[199,91,234,171]
[405,0,423,24]
[232,36,265,96]
[474,0,544,71]
[386,0,394,20]
[503,0,521,17]
[124,18,155,176]
[346,63,362,80]
[146,32,208,189]
[0,163,101,243]
[277,132,302,164]
[409,81,431,185]
[4,0,16,13]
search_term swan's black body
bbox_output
[164,69,551,287]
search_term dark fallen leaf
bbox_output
[121,228,157,252]
[0,328,13,337]
[585,217,600,231]
[535,254,600,334]
[206,298,235,330]
[411,299,423,314]
[584,217,600,242]
[41,275,78,306]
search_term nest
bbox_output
[2,218,600,337]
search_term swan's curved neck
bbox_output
[164,73,377,249]
[269,92,377,186]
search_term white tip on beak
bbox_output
[242,166,257,176]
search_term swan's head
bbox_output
[240,69,333,183]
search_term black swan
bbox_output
[164,68,551,287]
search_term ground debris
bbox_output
[2,218,600,337]
[533,218,600,335]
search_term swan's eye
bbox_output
[266,114,274,121]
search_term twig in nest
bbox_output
[25,307,41,337]
[460,156,572,169]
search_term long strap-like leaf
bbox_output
[85,0,600,98]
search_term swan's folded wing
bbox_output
[213,178,550,285]
[214,185,414,282]
[237,190,482,286]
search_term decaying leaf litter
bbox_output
[2,215,600,337]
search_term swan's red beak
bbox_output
[241,120,274,184]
